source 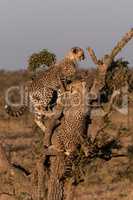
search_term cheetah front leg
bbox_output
[43,104,64,147]
[34,104,57,118]
[34,115,46,132]
[58,76,67,93]
[34,113,60,148]
[35,103,63,148]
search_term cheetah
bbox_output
[44,80,90,200]
[46,79,90,157]
[5,47,85,146]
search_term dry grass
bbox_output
[0,68,133,199]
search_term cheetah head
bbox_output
[66,47,85,62]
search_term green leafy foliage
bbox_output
[28,49,56,72]
[106,58,129,92]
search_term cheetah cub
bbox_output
[46,79,90,157]
[5,47,85,146]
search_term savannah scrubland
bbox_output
[0,29,133,200]
[0,67,133,200]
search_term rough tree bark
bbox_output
[47,155,66,200]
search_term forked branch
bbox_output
[87,28,133,99]
[87,28,133,68]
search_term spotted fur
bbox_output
[5,47,85,118]
[49,80,90,156]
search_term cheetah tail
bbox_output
[5,104,27,117]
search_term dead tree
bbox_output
[87,28,133,142]
[87,28,133,99]
[29,28,133,200]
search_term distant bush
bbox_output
[28,49,56,72]
[105,58,129,93]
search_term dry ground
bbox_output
[0,70,133,200]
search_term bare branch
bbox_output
[109,28,133,62]
[87,47,99,65]
[87,28,133,99]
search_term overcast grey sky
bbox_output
[0,0,132,70]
